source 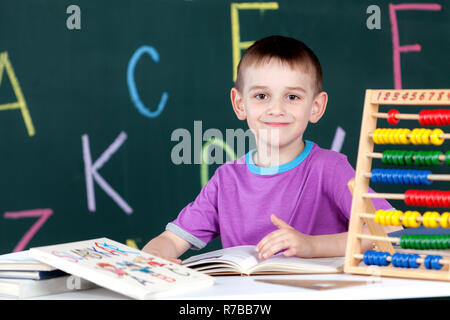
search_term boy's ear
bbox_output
[230,87,247,120]
[309,91,328,124]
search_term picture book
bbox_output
[29,238,215,300]
[182,245,344,275]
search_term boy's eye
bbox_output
[288,95,300,100]
[255,93,268,100]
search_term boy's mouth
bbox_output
[263,122,290,127]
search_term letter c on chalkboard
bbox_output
[127,45,168,118]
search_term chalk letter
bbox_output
[82,132,133,214]
[66,5,81,30]
[4,209,53,252]
[230,2,279,82]
[0,52,35,136]
[127,46,168,118]
[389,3,442,89]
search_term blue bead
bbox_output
[424,255,433,269]
[363,251,374,265]
[391,253,401,267]
[380,252,390,266]
[408,254,420,268]
[431,255,443,270]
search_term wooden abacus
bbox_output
[344,89,450,281]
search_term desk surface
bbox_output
[3,273,450,300]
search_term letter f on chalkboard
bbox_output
[82,132,133,214]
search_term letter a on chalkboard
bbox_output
[0,52,35,136]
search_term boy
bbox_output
[143,35,397,263]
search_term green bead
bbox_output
[405,151,415,165]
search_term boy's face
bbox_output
[231,58,327,151]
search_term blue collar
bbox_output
[245,140,314,175]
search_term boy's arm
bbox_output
[142,230,192,263]
[308,225,402,257]
[256,214,402,258]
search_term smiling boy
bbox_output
[142,35,396,262]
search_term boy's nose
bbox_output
[267,101,286,116]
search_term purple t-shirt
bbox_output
[167,140,393,250]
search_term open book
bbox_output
[29,238,214,299]
[183,245,344,275]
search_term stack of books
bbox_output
[0,250,95,299]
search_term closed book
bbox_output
[0,276,95,299]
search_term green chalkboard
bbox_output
[0,0,449,257]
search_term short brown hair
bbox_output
[235,35,323,94]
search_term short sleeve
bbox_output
[166,171,220,250]
[328,156,394,221]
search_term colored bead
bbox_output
[424,255,443,270]
[391,210,403,226]
[402,211,421,228]
[370,168,432,185]
[404,190,450,208]
[363,250,390,266]
[440,212,450,228]
[430,128,444,146]
[422,211,440,228]
[424,255,433,269]
[419,109,450,126]
[431,256,443,270]
[387,109,400,125]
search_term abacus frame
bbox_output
[344,89,450,281]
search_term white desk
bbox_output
[9,273,450,300]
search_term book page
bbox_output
[183,245,262,272]
[250,254,345,274]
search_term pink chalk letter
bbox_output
[4,209,53,252]
[389,3,442,89]
[82,132,133,214]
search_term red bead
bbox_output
[405,190,450,207]
[387,109,400,125]
[418,109,450,126]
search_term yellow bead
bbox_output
[423,211,440,228]
[374,210,383,225]
[403,211,421,228]
[401,129,410,144]
[440,212,450,228]
[391,210,403,226]
[373,129,381,144]
[388,129,397,144]
[430,128,444,146]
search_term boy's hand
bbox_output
[256,214,314,259]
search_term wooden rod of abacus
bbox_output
[366,152,448,162]
[357,233,400,243]
[363,172,450,181]
[368,132,450,139]
[362,192,405,200]
[352,253,450,266]
[372,112,418,120]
